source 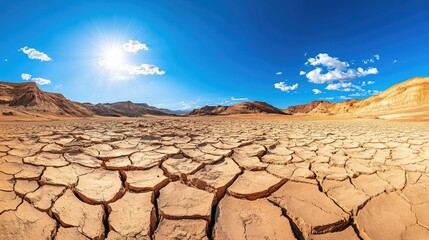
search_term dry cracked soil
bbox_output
[0,117,429,240]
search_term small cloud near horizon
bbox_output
[275,71,283,75]
[21,73,31,81]
[21,73,51,85]
[30,77,51,85]
[19,46,52,61]
[231,97,248,101]
[312,89,322,94]
[325,82,362,92]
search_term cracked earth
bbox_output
[0,118,429,240]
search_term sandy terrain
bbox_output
[0,116,429,239]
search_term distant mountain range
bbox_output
[1,77,428,120]
[0,82,188,117]
[187,101,286,115]
[83,101,186,117]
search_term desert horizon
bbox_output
[1,76,429,122]
[1,1,429,240]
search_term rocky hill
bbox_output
[0,82,92,117]
[286,77,429,117]
[0,82,180,118]
[188,101,286,116]
[187,105,228,115]
[284,100,329,114]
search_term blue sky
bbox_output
[1,0,429,110]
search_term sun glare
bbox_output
[100,45,125,70]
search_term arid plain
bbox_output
[1,116,429,240]
[3,0,429,239]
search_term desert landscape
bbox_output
[0,77,429,239]
[2,1,429,239]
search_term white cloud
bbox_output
[122,40,149,54]
[19,46,52,61]
[99,60,165,79]
[21,72,51,85]
[31,77,51,85]
[21,73,32,81]
[367,89,381,95]
[179,100,201,110]
[312,89,322,94]
[362,54,380,64]
[4,59,7,62]
[231,97,248,101]
[125,64,165,75]
[362,80,375,86]
[299,71,306,75]
[307,53,349,70]
[325,82,363,92]
[305,53,378,84]
[326,82,352,91]
[349,92,364,97]
[362,59,374,64]
[274,82,298,92]
[339,96,351,100]
[319,97,334,100]
[393,59,397,64]
[275,72,283,75]
[180,101,192,110]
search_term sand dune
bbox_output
[287,77,429,120]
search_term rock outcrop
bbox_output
[284,100,329,114]
[0,81,92,117]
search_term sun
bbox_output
[99,45,125,70]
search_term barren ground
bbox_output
[0,117,429,239]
